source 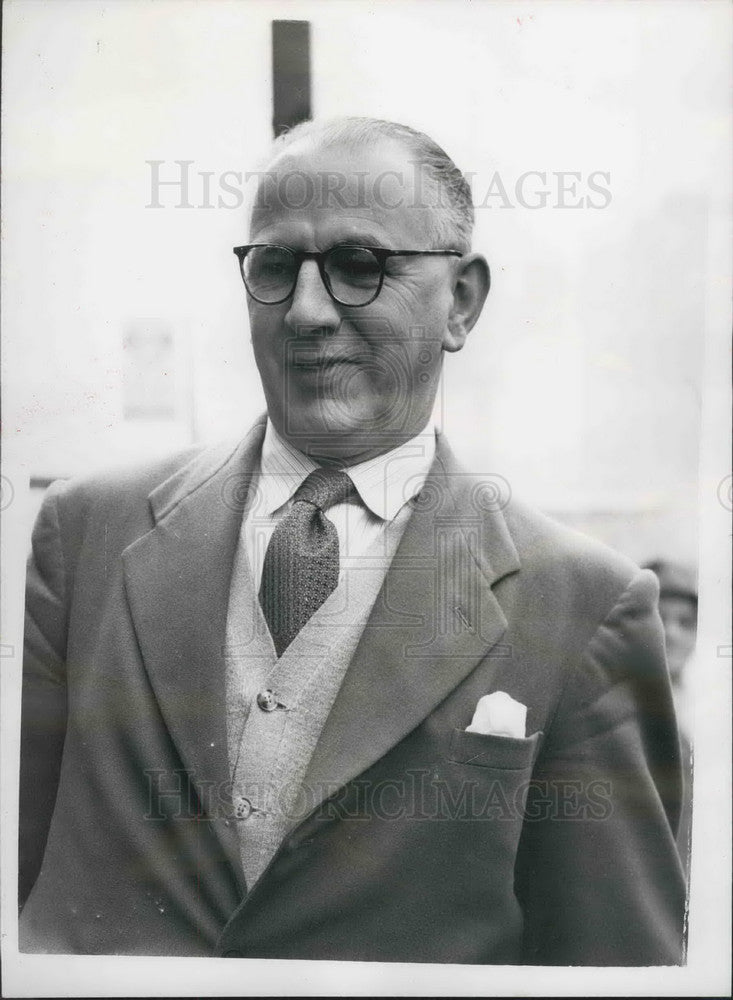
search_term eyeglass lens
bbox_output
[243,246,382,305]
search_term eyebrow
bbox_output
[327,236,391,250]
[248,232,393,252]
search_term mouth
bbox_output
[291,356,362,372]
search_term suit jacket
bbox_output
[19,416,686,964]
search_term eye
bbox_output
[256,247,292,272]
[262,260,288,276]
[242,246,297,302]
[327,247,381,284]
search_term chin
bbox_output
[279,404,406,463]
[291,393,379,433]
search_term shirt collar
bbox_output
[259,418,437,522]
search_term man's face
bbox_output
[658,595,697,685]
[246,138,461,463]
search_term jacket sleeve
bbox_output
[19,481,70,909]
[514,568,687,965]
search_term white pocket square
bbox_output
[466,691,527,738]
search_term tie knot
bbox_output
[294,468,355,512]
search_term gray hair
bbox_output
[266,117,474,253]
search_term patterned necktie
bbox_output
[259,467,356,657]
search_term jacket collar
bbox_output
[147,415,268,524]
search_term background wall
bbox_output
[3,0,730,566]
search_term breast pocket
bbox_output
[446,728,543,770]
[432,728,545,886]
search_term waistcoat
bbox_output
[224,501,411,889]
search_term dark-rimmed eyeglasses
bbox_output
[232,244,463,307]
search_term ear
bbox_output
[443,253,491,353]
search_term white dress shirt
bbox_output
[243,418,437,591]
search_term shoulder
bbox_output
[502,495,662,644]
[45,417,270,519]
[436,435,652,624]
[504,496,641,595]
[46,446,206,519]
[436,434,641,599]
[35,437,247,547]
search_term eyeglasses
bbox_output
[232,243,463,307]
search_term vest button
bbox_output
[233,796,252,820]
[256,689,279,712]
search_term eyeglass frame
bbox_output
[232,243,463,307]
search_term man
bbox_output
[19,117,686,964]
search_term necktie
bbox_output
[259,468,355,657]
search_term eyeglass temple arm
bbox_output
[381,250,463,258]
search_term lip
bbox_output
[291,357,361,371]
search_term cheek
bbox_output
[361,289,447,385]
[378,277,451,339]
[249,308,285,367]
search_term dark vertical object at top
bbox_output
[272,21,312,138]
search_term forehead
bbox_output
[248,136,435,246]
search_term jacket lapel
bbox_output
[122,417,267,882]
[303,435,521,808]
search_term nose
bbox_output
[284,260,341,335]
